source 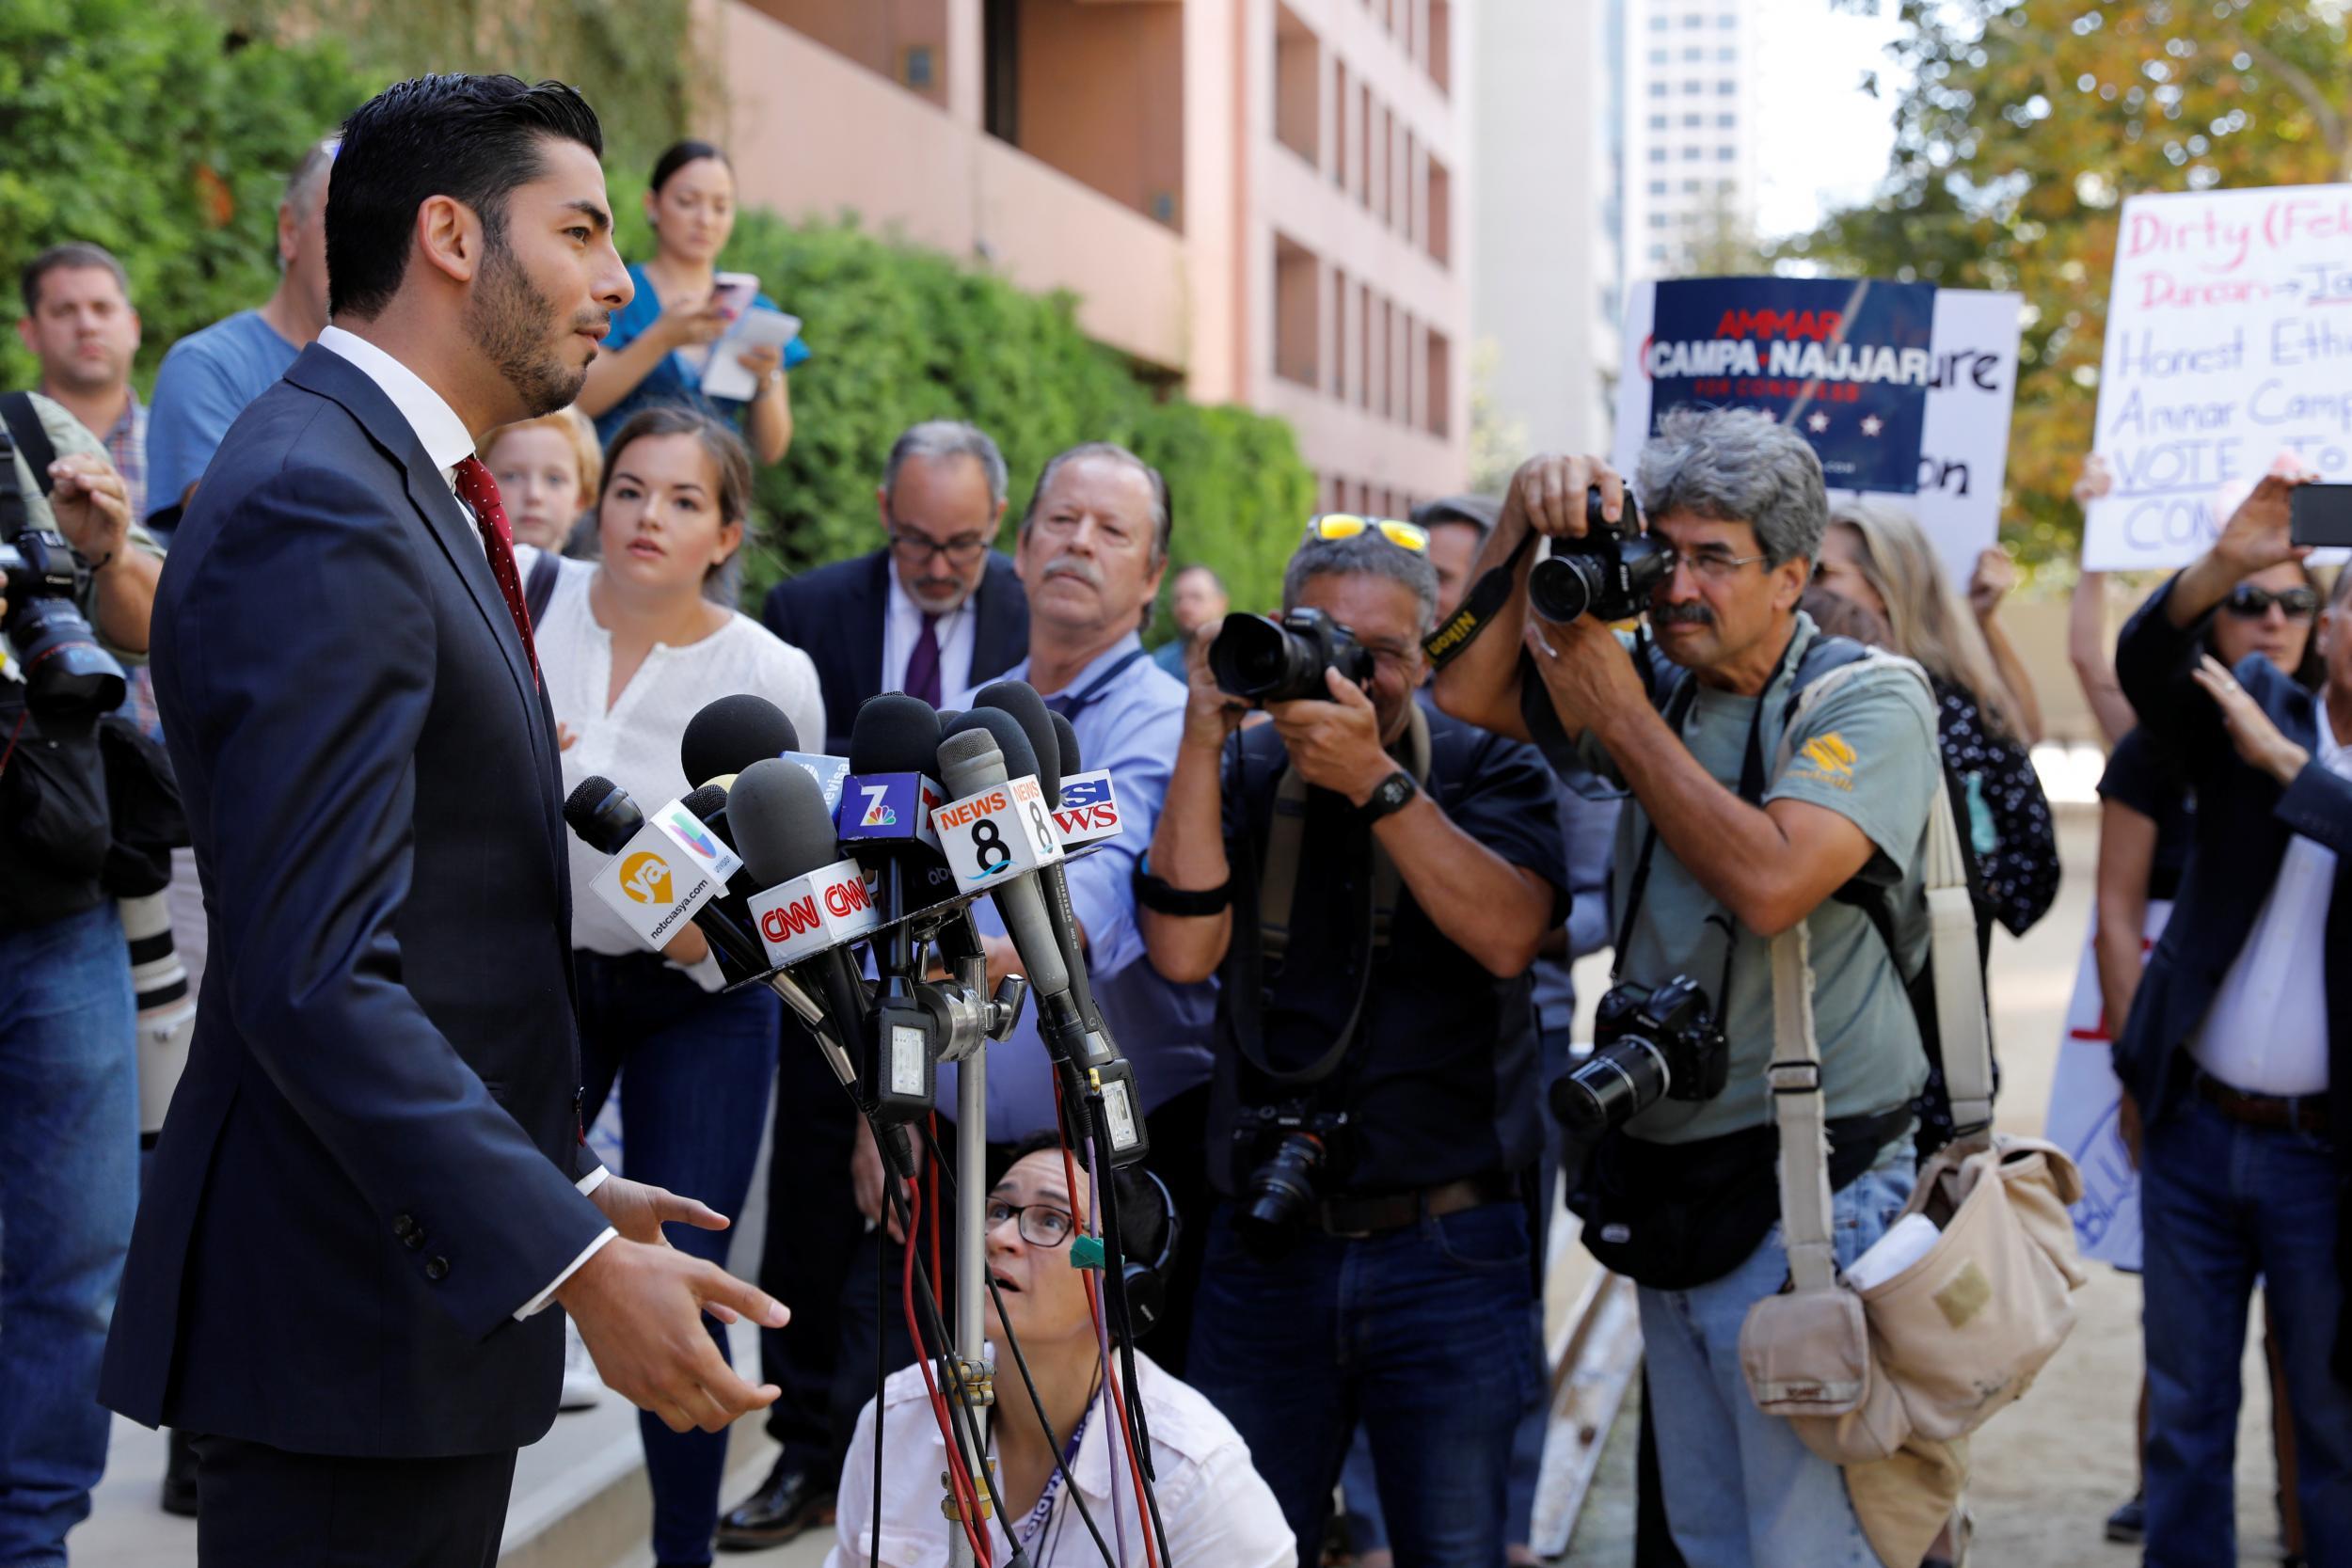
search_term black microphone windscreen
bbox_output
[681,694,800,787]
[681,783,729,823]
[1051,710,1081,776]
[850,693,942,776]
[973,681,1061,806]
[940,706,1039,790]
[729,757,844,886]
[563,775,644,854]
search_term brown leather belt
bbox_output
[2195,1072,2330,1135]
[1317,1170,1519,1239]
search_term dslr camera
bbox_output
[1527,487,1672,626]
[1549,975,1728,1136]
[0,436,127,724]
[1209,607,1372,705]
[1229,1101,1350,1259]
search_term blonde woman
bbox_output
[480,404,600,554]
[1810,500,2060,940]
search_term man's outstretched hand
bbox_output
[560,1180,788,1433]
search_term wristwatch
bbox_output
[1358,768,1419,827]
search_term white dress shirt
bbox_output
[881,562,979,708]
[827,1351,1295,1568]
[317,325,614,1318]
[2190,714,2351,1097]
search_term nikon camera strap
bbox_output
[1242,700,1434,1086]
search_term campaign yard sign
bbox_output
[2085,183,2352,570]
[1615,281,2024,585]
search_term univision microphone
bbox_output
[933,714,1147,1163]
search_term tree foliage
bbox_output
[617,198,1317,618]
[0,0,371,392]
[1783,0,2352,563]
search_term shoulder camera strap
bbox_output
[0,394,56,498]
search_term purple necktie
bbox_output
[904,612,942,707]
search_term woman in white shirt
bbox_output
[828,1135,1295,1568]
[518,405,823,1568]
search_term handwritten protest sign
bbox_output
[2084,183,2352,570]
[2042,901,2172,1272]
[1616,282,2024,585]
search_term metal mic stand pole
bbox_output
[945,1034,992,1568]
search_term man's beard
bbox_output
[466,238,592,419]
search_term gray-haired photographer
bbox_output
[1434,406,1971,1565]
[1138,516,1567,1567]
[0,389,172,1565]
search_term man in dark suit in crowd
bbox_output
[99,74,788,1566]
[723,420,1027,1547]
[2114,470,2352,1567]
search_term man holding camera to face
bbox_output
[1138,519,1566,1568]
[1434,407,1940,1567]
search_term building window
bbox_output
[1717,79,1737,94]
[1649,179,1669,195]
[1649,14,1669,29]
[1426,328,1452,438]
[1682,112,1702,126]
[1683,178,1701,192]
[1719,45,1738,61]
[1719,11,1737,24]
[1273,4,1321,167]
[1683,45,1704,60]
[1273,233,1320,388]
[1648,243,1668,261]
[1649,47,1668,64]
[1684,12,1705,25]
[1717,112,1736,128]
[1717,145,1736,161]
[1648,147,1667,163]
[1684,80,1704,94]
[1682,146,1703,160]
[1649,81,1668,97]
[1649,113,1668,129]
[1649,213,1670,229]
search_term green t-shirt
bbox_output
[1583,615,1937,1144]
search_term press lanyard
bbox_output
[1008,1405,1090,1558]
[1043,646,1150,721]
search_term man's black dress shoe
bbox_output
[715,1456,834,1551]
[160,1428,200,1518]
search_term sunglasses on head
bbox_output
[2222,584,2319,619]
[1307,514,1430,553]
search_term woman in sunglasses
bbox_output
[2069,455,2320,1556]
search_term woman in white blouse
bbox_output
[517,405,823,1568]
[828,1136,1295,1568]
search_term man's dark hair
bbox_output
[19,242,130,318]
[1409,493,1501,537]
[326,74,603,322]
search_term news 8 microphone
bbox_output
[933,717,1148,1163]
[971,684,1122,1062]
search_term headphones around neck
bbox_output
[1119,1167,1182,1341]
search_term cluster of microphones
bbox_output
[561,683,1145,1170]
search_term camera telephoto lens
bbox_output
[1549,1036,1674,1136]
[1232,1131,1327,1260]
[1208,613,1309,703]
[6,599,126,723]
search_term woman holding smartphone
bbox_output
[578,139,803,464]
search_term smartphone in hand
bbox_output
[710,271,759,325]
[2289,483,2352,548]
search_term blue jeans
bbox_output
[2141,1091,2352,1568]
[1186,1198,1543,1567]
[576,953,779,1568]
[0,904,137,1566]
[1637,1139,1914,1568]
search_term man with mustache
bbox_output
[1433,407,1941,1568]
[100,75,788,1566]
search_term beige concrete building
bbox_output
[704,0,1471,515]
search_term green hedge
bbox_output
[654,203,1315,623]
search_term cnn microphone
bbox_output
[730,756,878,1067]
[934,720,1147,1162]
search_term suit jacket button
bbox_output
[424,1256,450,1282]
[392,1212,416,1239]
[404,1229,426,1250]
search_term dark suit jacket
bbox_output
[2112,576,2352,1136]
[99,345,609,1458]
[761,547,1027,755]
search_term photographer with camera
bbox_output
[1432,407,1939,1567]
[0,388,165,1565]
[1140,518,1566,1567]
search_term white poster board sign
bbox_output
[2084,183,2352,570]
[1614,282,2023,587]
[2041,900,2172,1272]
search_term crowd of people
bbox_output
[0,68,2344,1568]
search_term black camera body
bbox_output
[1549,974,1728,1136]
[1527,488,1671,626]
[0,436,127,723]
[1229,1101,1350,1259]
[1209,607,1373,705]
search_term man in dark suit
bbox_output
[2114,471,2352,1568]
[723,420,1027,1547]
[99,75,787,1566]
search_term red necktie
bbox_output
[452,456,541,685]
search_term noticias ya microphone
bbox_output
[563,774,831,1038]
[931,721,1147,1163]
[729,756,880,1090]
